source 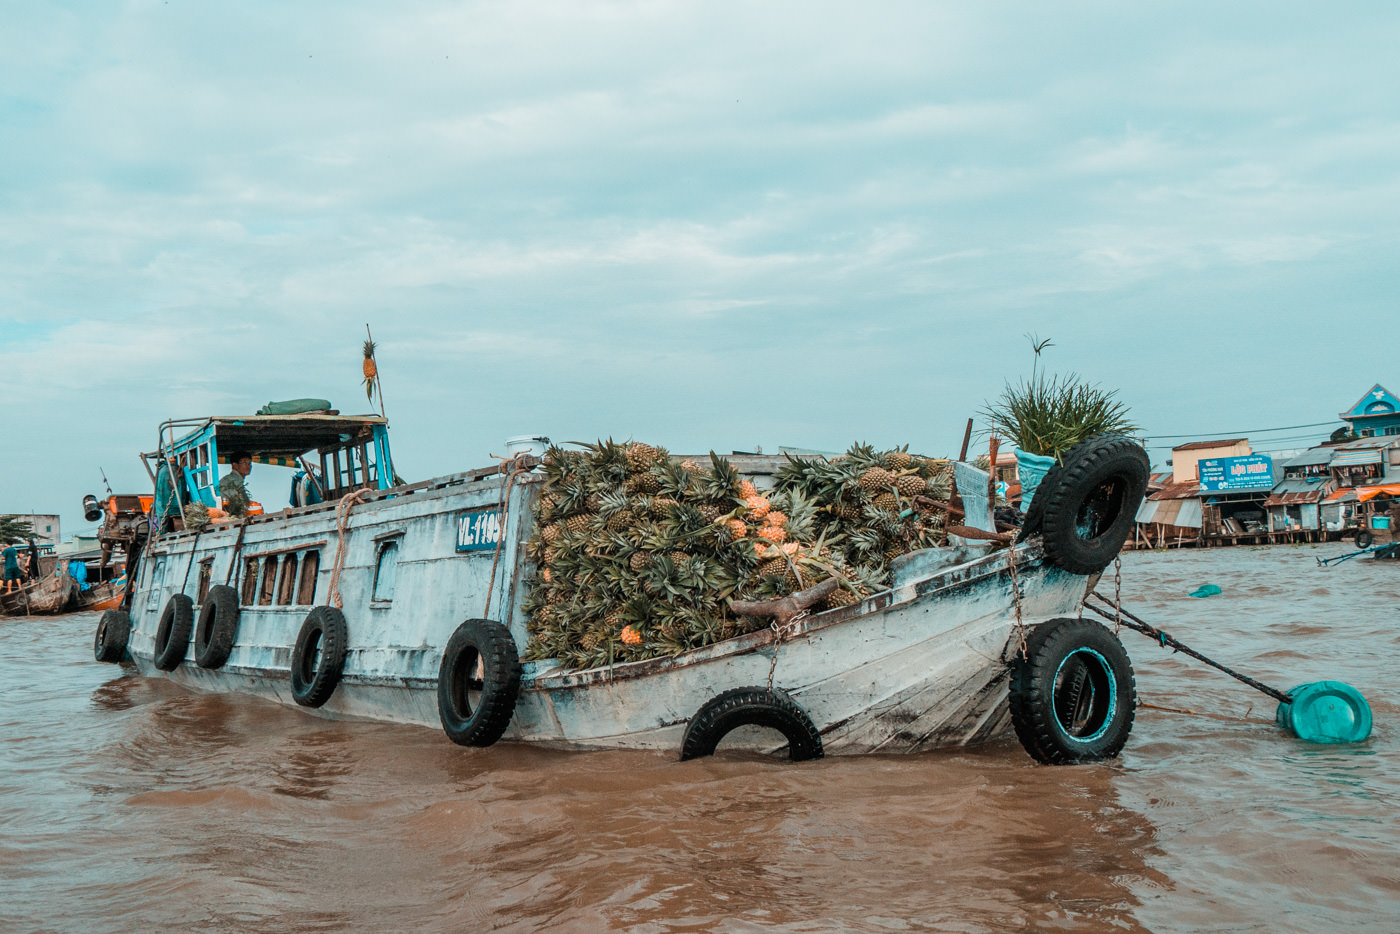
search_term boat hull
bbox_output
[119,467,1095,755]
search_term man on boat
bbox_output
[220,451,254,517]
[2,544,19,595]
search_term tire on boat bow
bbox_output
[1022,434,1149,576]
[194,584,241,669]
[680,687,824,762]
[290,606,349,708]
[94,609,131,663]
[437,619,523,747]
[152,594,194,671]
[1009,617,1136,764]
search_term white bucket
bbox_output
[505,435,550,458]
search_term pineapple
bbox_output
[625,442,661,473]
[744,495,771,519]
[725,519,748,539]
[887,451,912,470]
[606,509,635,532]
[756,557,788,579]
[620,625,643,646]
[564,513,593,534]
[756,524,786,544]
[860,467,893,491]
[698,503,726,523]
[542,523,562,543]
[764,510,787,528]
[630,551,652,572]
[895,474,927,497]
[873,491,899,513]
[823,587,860,610]
[739,479,758,499]
[625,472,662,496]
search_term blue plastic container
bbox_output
[1015,448,1057,507]
[1275,681,1373,744]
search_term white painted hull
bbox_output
[124,469,1094,756]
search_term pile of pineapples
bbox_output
[521,441,953,670]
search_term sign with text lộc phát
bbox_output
[456,509,502,552]
[1198,455,1274,492]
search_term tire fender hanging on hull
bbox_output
[1009,617,1137,764]
[437,619,522,747]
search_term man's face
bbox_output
[234,457,253,477]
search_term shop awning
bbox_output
[1135,497,1202,528]
[1331,449,1383,466]
[1354,484,1400,503]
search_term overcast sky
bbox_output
[4,2,1399,537]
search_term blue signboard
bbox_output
[456,509,503,552]
[1198,455,1274,492]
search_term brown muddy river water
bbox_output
[2,546,1397,933]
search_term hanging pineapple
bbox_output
[362,339,378,401]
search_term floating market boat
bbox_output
[1,572,78,617]
[93,410,1151,763]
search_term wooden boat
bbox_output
[1,573,78,616]
[93,413,1151,763]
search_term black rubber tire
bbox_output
[1009,617,1136,765]
[194,584,241,669]
[680,687,824,762]
[1355,529,1373,549]
[1036,435,1149,575]
[94,609,131,664]
[290,606,349,708]
[437,619,523,747]
[152,594,195,671]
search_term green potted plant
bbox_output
[980,338,1137,505]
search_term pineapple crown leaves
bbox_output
[699,451,742,500]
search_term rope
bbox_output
[328,488,373,609]
[483,454,533,619]
[1112,556,1122,634]
[223,522,248,586]
[179,528,204,594]
[1083,594,1291,704]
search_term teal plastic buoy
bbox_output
[1275,681,1373,744]
[1188,584,1221,598]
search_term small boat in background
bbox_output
[0,572,78,616]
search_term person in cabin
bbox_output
[27,540,40,581]
[2,544,20,595]
[152,458,186,533]
[220,451,254,517]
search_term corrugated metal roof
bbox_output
[1335,436,1399,451]
[1172,439,1247,451]
[1283,447,1336,468]
[1149,480,1200,501]
[1137,498,1201,527]
[1265,490,1326,506]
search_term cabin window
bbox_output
[196,558,214,603]
[297,550,320,604]
[372,540,400,602]
[257,557,278,606]
[277,553,299,606]
[241,557,260,605]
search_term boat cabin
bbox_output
[143,414,396,513]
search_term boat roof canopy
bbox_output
[149,414,389,463]
[144,413,397,506]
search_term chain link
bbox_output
[767,610,811,690]
[1112,555,1123,635]
[1007,547,1028,660]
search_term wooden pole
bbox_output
[366,324,386,419]
[958,419,973,462]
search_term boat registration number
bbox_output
[456,509,502,552]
